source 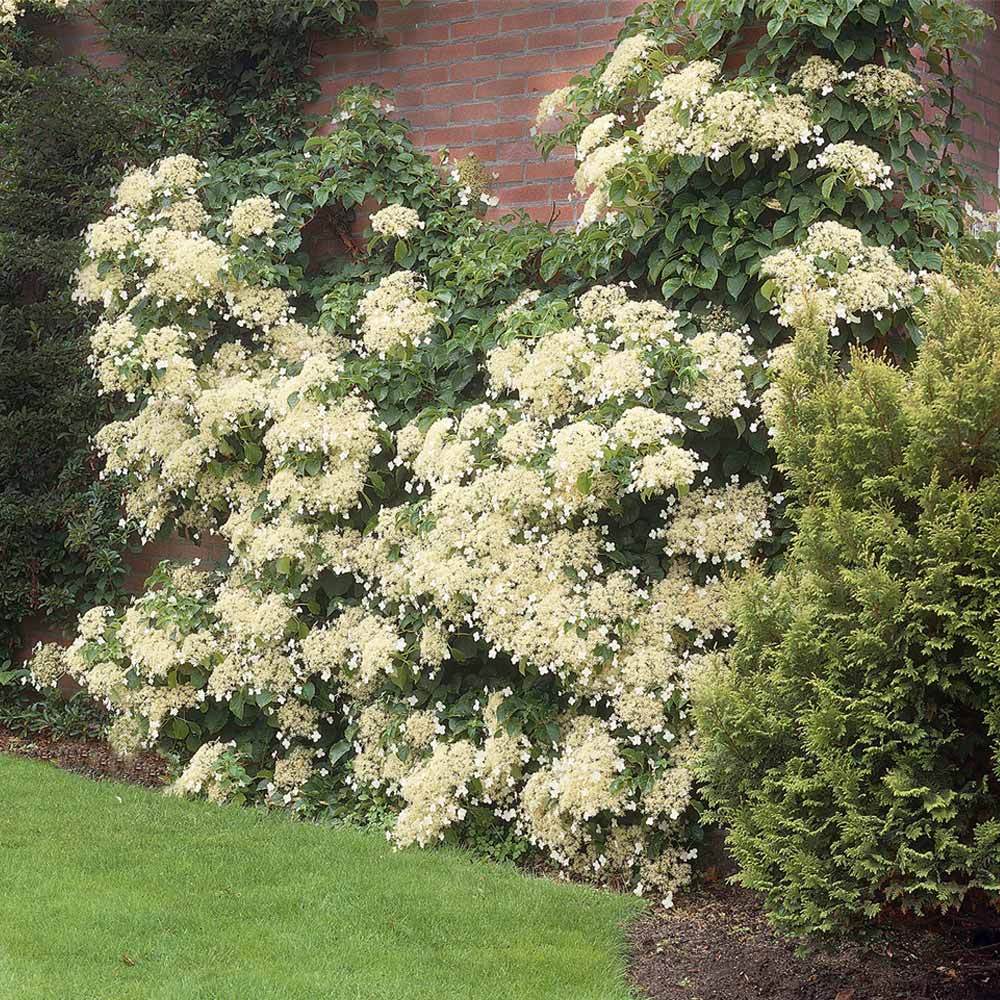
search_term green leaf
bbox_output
[833,36,856,60]
[693,267,719,290]
[772,216,798,240]
[700,246,721,269]
[726,272,748,298]
[660,276,684,298]
[912,250,943,270]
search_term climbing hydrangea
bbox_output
[37,0,977,906]
[761,221,917,332]
[41,115,796,904]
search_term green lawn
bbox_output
[0,755,641,1000]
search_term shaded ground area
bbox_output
[0,726,168,787]
[630,881,1000,1000]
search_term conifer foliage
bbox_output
[696,265,1000,934]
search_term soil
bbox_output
[630,881,1000,1000]
[0,726,168,788]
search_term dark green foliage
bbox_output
[96,0,384,154]
[0,28,141,656]
[0,683,106,741]
[694,266,1000,935]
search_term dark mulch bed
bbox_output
[630,881,1000,1000]
[0,726,168,787]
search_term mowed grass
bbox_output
[0,755,642,1000]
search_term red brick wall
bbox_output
[45,1,999,218]
[961,1,1000,209]
[307,1,641,222]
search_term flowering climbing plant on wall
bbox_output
[43,129,780,903]
[29,0,995,906]
[535,0,993,347]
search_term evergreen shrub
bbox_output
[695,264,1000,934]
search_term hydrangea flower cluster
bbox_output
[1,0,69,26]
[43,143,785,902]
[790,56,920,107]
[535,86,574,125]
[599,32,655,91]
[356,270,437,356]
[541,39,919,229]
[844,64,921,107]
[168,740,248,803]
[370,204,424,239]
[760,221,917,331]
[227,196,281,241]
[808,141,893,191]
